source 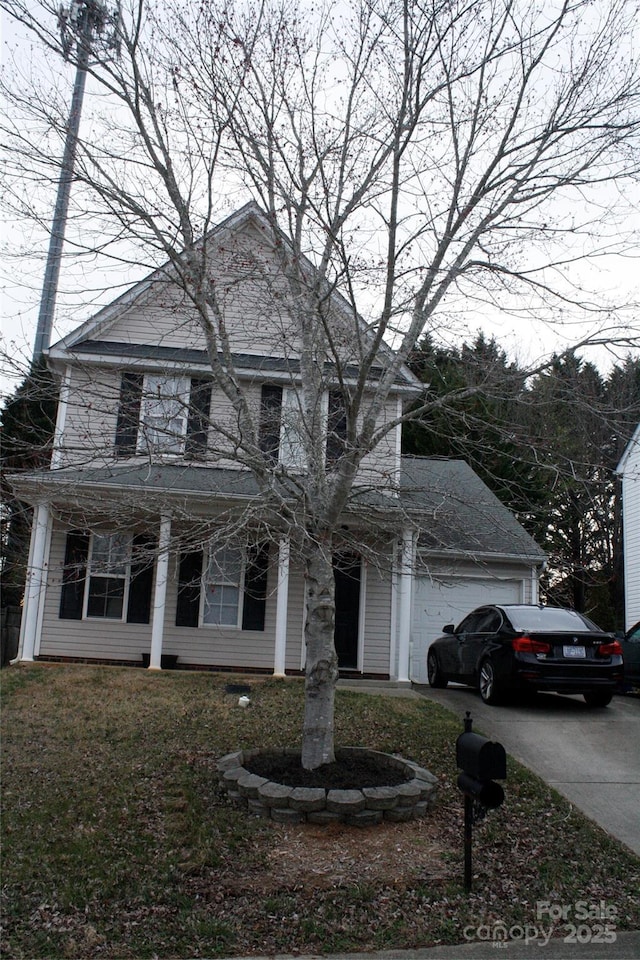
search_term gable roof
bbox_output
[399,456,546,562]
[46,201,421,392]
[616,423,640,476]
[47,202,263,352]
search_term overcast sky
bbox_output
[2,0,639,397]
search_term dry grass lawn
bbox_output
[1,664,639,959]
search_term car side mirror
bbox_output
[443,624,455,634]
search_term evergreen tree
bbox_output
[1,361,58,612]
[524,356,607,615]
[405,340,640,629]
[405,333,547,524]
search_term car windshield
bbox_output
[505,606,601,633]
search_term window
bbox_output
[326,389,348,464]
[258,384,306,467]
[176,542,269,630]
[86,532,132,619]
[60,531,155,623]
[138,375,190,455]
[280,387,307,468]
[456,610,486,634]
[507,606,601,633]
[257,385,348,469]
[476,609,503,634]
[114,373,212,459]
[259,385,283,461]
[203,545,243,626]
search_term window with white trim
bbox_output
[202,545,243,626]
[137,375,191,455]
[176,542,269,630]
[115,374,212,459]
[258,384,347,470]
[85,532,132,619]
[59,531,155,623]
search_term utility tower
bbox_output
[32,0,120,362]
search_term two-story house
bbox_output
[11,203,545,682]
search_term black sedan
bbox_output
[427,604,624,707]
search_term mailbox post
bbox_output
[456,711,506,892]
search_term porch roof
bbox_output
[10,456,545,563]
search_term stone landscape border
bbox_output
[216,746,439,826]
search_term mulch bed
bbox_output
[243,750,410,788]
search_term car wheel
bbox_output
[427,650,448,688]
[583,691,613,708]
[478,658,502,705]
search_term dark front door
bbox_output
[333,554,361,670]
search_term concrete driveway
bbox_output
[414,685,640,856]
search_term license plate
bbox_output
[563,645,586,658]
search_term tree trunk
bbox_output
[301,536,339,770]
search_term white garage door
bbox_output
[410,576,523,683]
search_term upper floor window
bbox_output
[280,387,307,469]
[258,384,347,469]
[138,375,190,455]
[115,373,212,460]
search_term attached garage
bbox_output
[399,457,546,685]
[410,570,530,684]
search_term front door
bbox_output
[333,554,361,670]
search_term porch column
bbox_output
[273,537,290,676]
[396,528,415,684]
[19,503,50,662]
[149,514,171,670]
[531,565,540,604]
[50,365,71,468]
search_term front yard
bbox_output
[1,664,639,958]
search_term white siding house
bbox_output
[10,203,545,682]
[617,423,640,629]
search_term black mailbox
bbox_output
[456,732,507,781]
[456,722,506,811]
[456,713,507,892]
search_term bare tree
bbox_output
[2,0,640,767]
